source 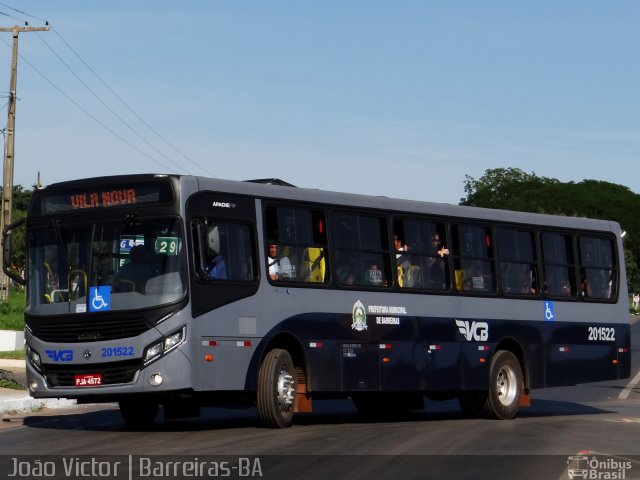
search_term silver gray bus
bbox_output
[3,174,631,428]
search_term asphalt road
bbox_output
[1,318,638,480]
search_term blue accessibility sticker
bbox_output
[544,301,555,322]
[89,286,111,312]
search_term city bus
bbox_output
[2,174,631,428]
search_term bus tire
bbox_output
[482,350,523,420]
[257,348,296,428]
[119,398,159,427]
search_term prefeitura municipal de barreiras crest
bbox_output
[351,300,367,331]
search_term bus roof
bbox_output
[37,173,620,234]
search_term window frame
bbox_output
[331,210,392,289]
[451,223,497,294]
[392,217,451,292]
[191,217,258,284]
[263,204,329,285]
[495,227,539,298]
[578,234,617,301]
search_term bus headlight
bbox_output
[143,327,186,365]
[26,345,42,372]
[144,343,164,364]
[164,329,184,350]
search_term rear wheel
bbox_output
[257,348,296,428]
[458,351,523,419]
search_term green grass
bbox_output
[0,288,24,331]
[0,349,25,360]
[0,378,24,390]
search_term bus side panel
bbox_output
[420,318,463,392]
[306,341,342,391]
[545,322,629,387]
[341,343,380,390]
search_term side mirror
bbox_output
[2,217,25,286]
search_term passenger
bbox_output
[425,233,448,289]
[431,233,449,258]
[394,235,413,287]
[468,260,492,291]
[337,257,359,286]
[208,226,228,280]
[267,243,292,281]
[519,268,536,295]
[115,245,154,292]
[394,235,409,255]
[365,264,385,286]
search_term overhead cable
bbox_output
[0,36,181,174]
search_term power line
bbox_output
[35,30,190,175]
[0,2,47,23]
[0,9,26,24]
[0,35,181,174]
[50,27,214,176]
[0,1,213,177]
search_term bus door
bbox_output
[187,192,260,390]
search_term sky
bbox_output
[0,1,638,204]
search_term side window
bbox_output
[452,224,496,293]
[264,206,328,283]
[541,233,575,297]
[496,228,538,296]
[192,218,255,282]
[579,236,616,300]
[333,212,390,288]
[393,218,450,290]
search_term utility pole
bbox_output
[0,25,49,301]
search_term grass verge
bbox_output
[0,350,25,360]
[0,288,24,331]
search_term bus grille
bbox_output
[42,360,140,387]
[31,318,151,343]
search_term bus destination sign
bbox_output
[71,188,137,209]
[36,182,174,215]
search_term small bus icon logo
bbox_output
[567,456,589,479]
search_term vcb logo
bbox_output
[455,319,489,342]
[45,349,74,362]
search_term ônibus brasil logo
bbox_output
[351,300,367,331]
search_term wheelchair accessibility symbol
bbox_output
[544,301,555,322]
[89,286,111,312]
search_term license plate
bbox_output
[74,374,102,387]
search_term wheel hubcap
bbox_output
[496,365,518,406]
[277,367,295,413]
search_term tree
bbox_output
[461,168,640,293]
[461,167,560,212]
[0,184,32,269]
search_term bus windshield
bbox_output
[27,215,186,315]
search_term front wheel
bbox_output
[257,348,296,428]
[482,350,523,419]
